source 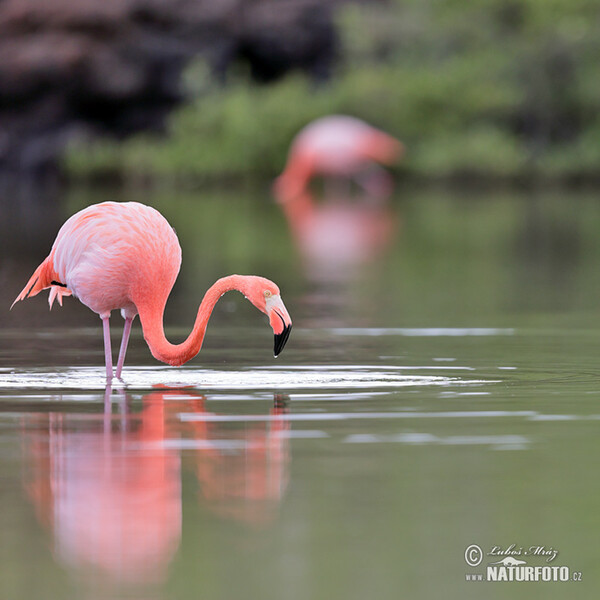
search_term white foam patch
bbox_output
[0,365,493,392]
[344,432,529,449]
[178,410,537,423]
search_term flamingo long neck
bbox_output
[138,275,249,367]
[279,153,314,200]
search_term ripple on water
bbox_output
[343,433,529,450]
[329,327,515,337]
[0,365,494,392]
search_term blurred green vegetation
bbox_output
[64,0,600,184]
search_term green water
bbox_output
[1,186,599,598]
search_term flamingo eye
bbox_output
[264,290,272,298]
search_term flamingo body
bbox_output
[12,201,292,379]
[17,202,181,318]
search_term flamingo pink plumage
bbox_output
[12,201,292,380]
[273,115,404,202]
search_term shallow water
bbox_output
[1,187,600,598]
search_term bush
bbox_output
[64,0,600,184]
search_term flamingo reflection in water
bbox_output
[22,387,290,591]
[186,393,290,525]
[23,389,181,586]
[276,188,398,285]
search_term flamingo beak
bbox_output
[274,322,292,357]
[266,295,292,357]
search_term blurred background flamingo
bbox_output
[273,115,404,202]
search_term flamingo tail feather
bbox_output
[10,255,71,310]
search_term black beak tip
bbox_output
[274,323,292,357]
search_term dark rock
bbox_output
[0,0,342,187]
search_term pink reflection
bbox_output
[190,394,290,525]
[277,189,398,283]
[22,388,290,588]
[23,392,181,586]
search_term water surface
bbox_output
[1,187,599,598]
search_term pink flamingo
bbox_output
[273,115,404,202]
[11,201,292,380]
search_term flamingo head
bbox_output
[364,132,405,165]
[243,277,292,357]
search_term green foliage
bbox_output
[64,0,600,183]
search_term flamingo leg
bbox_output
[102,315,113,381]
[115,316,133,379]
